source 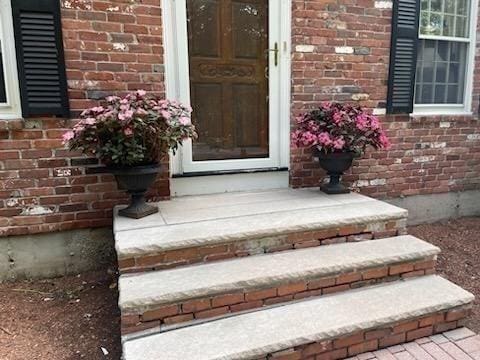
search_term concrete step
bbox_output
[122,276,474,360]
[119,235,439,335]
[114,189,408,273]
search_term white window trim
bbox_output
[412,0,479,116]
[0,0,21,119]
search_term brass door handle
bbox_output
[268,42,279,67]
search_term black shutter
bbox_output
[12,0,70,118]
[386,0,420,114]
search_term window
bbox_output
[0,0,70,119]
[0,0,21,118]
[414,0,476,113]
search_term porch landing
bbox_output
[114,188,408,272]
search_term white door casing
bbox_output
[162,0,291,176]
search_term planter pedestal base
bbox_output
[111,164,160,219]
[316,151,354,195]
[119,192,158,219]
[320,173,350,194]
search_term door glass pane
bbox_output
[187,0,269,162]
[187,0,220,57]
[0,41,7,103]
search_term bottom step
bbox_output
[123,276,473,360]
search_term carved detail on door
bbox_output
[197,64,255,78]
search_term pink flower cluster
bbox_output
[62,90,197,167]
[292,102,390,155]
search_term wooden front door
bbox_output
[187,0,269,162]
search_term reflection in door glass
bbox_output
[0,41,7,103]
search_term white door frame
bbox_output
[162,0,291,175]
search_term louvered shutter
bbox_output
[386,0,420,114]
[12,0,69,118]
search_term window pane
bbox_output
[434,85,446,103]
[431,0,442,12]
[443,15,455,36]
[436,62,447,82]
[448,62,460,82]
[415,85,422,103]
[415,40,467,105]
[455,16,468,37]
[457,0,469,15]
[445,0,455,14]
[0,41,7,103]
[429,13,443,35]
[419,0,471,38]
[437,40,449,60]
[447,85,460,103]
[421,85,434,103]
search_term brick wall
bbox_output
[0,0,168,237]
[1,0,480,237]
[290,0,480,197]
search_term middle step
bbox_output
[119,235,439,335]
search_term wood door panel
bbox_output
[187,0,269,162]
[233,83,260,148]
[191,83,223,145]
[187,0,221,58]
[232,0,265,59]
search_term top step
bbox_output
[114,189,408,270]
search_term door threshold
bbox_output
[172,167,289,178]
[170,170,290,197]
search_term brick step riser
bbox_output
[262,306,472,360]
[119,218,407,274]
[121,256,434,336]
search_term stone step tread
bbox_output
[122,276,474,360]
[119,235,439,312]
[114,189,372,233]
[114,190,407,259]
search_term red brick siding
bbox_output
[0,0,168,236]
[290,1,480,197]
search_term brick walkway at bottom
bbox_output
[349,328,480,360]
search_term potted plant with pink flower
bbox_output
[292,102,390,194]
[63,90,196,219]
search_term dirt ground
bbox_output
[0,217,479,360]
[409,217,480,334]
[0,270,121,360]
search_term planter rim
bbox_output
[315,150,355,158]
[108,163,161,175]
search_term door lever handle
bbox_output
[268,42,279,67]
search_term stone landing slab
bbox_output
[114,189,408,272]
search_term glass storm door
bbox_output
[177,0,283,173]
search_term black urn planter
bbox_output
[315,151,354,195]
[110,164,160,219]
